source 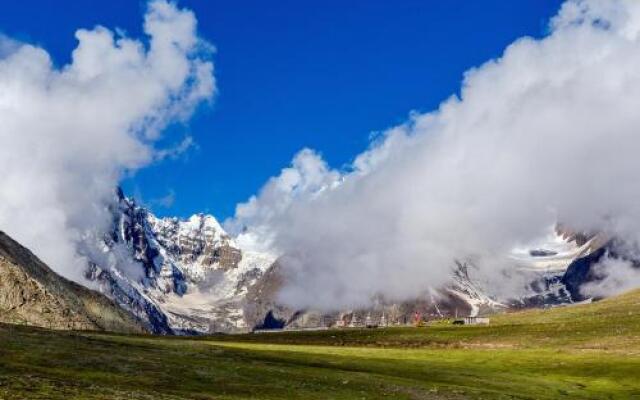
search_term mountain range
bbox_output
[80,191,621,333]
[0,189,626,334]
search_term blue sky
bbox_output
[0,0,563,219]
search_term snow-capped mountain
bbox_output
[86,190,276,334]
[449,228,606,312]
[240,228,610,330]
[83,190,613,334]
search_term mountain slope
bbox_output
[0,231,145,333]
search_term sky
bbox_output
[0,0,563,219]
[2,0,640,307]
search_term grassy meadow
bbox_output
[2,290,640,399]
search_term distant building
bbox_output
[453,317,490,325]
[365,313,377,328]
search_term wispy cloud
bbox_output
[154,135,198,162]
[152,189,177,208]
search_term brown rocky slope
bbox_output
[0,231,146,333]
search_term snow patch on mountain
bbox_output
[510,231,597,273]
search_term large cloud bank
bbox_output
[0,0,214,281]
[229,0,640,309]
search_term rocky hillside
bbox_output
[0,231,145,333]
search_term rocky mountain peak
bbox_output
[148,213,241,272]
[84,193,276,334]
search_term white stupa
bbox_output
[365,313,373,327]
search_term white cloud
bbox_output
[581,255,640,298]
[0,0,214,281]
[155,135,197,161]
[227,149,341,253]
[229,0,640,310]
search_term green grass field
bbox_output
[2,290,640,399]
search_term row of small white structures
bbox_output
[335,314,491,328]
[253,315,490,333]
[457,317,490,325]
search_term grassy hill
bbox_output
[2,290,640,399]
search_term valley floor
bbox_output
[2,290,640,399]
